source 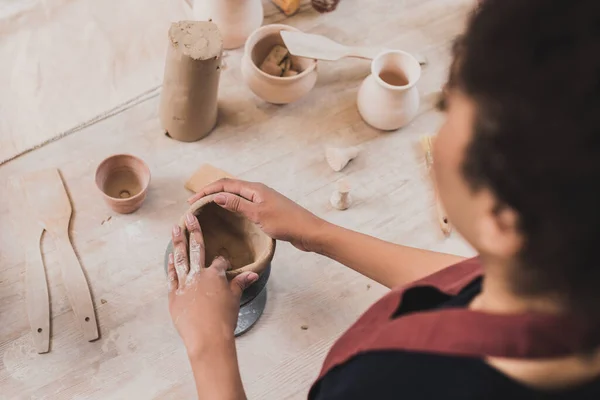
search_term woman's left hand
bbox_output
[168,213,259,357]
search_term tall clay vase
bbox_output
[193,0,263,50]
[357,50,421,131]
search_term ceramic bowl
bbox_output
[241,24,318,104]
[95,154,151,214]
[181,194,276,279]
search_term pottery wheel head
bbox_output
[181,194,275,279]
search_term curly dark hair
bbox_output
[448,0,600,324]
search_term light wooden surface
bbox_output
[0,0,476,398]
[0,0,190,164]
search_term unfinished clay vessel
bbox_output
[181,194,275,278]
[159,21,223,142]
[241,24,318,104]
[193,0,263,50]
[357,50,421,131]
[95,154,151,214]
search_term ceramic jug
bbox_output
[193,0,263,50]
[357,50,421,131]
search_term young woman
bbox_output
[167,0,600,398]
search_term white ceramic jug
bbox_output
[193,0,263,50]
[357,50,421,131]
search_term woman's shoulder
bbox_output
[309,350,600,400]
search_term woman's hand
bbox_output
[188,178,326,252]
[168,214,251,399]
[168,213,258,356]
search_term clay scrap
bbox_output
[159,21,223,142]
[330,179,352,210]
[326,146,359,172]
[312,0,341,13]
[260,45,300,77]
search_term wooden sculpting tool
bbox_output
[280,31,427,65]
[9,178,50,353]
[21,169,99,342]
[420,136,452,236]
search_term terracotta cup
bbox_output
[181,194,275,279]
[241,24,318,104]
[95,154,151,214]
[357,50,421,131]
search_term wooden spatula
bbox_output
[8,177,50,353]
[280,31,427,64]
[21,169,99,342]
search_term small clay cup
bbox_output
[241,24,318,104]
[181,194,275,279]
[95,154,151,214]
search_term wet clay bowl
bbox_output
[95,154,151,214]
[241,24,318,104]
[180,194,276,279]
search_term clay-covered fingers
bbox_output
[185,213,205,275]
[209,256,231,277]
[229,272,259,299]
[172,224,189,288]
[167,253,178,293]
[187,178,261,204]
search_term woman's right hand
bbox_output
[188,179,327,252]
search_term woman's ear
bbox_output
[477,193,523,259]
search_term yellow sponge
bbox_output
[271,0,301,16]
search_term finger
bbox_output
[187,178,260,204]
[167,252,178,293]
[172,224,189,288]
[212,193,258,221]
[185,213,205,273]
[230,272,259,299]
[209,256,231,276]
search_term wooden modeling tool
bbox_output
[21,169,99,342]
[420,136,452,236]
[185,163,235,193]
[280,31,427,65]
[9,178,50,353]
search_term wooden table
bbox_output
[0,1,475,398]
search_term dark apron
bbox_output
[311,258,595,391]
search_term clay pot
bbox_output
[181,194,275,279]
[95,154,151,214]
[193,0,263,50]
[357,50,421,131]
[241,24,318,104]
